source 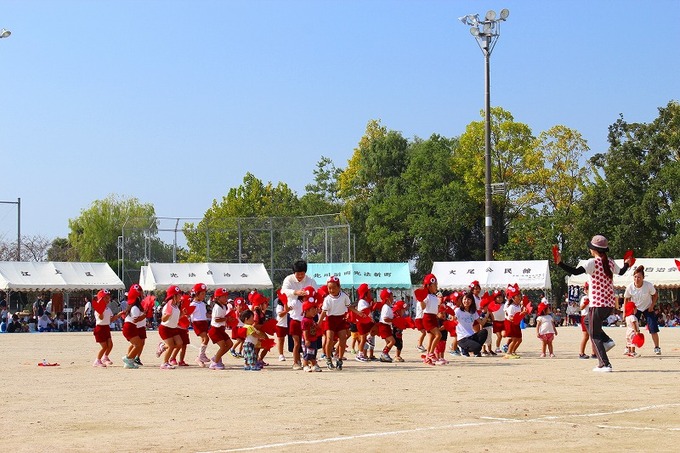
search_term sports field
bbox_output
[2,326,680,452]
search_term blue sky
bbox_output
[0,0,678,243]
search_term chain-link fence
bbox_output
[118,213,352,289]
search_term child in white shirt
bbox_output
[624,301,640,357]
[535,303,557,358]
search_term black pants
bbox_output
[588,306,613,367]
[458,329,488,356]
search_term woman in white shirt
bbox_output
[624,266,660,354]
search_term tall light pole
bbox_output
[459,9,509,262]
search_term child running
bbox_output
[535,302,557,357]
[122,284,146,369]
[420,274,442,366]
[159,285,183,370]
[377,288,395,363]
[318,276,359,370]
[240,309,265,371]
[207,288,233,370]
[189,283,211,366]
[391,300,408,362]
[92,289,124,367]
[503,284,526,359]
[275,291,291,362]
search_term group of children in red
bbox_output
[91,273,556,370]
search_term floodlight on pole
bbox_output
[459,9,510,262]
[0,28,10,39]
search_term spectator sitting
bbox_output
[553,309,563,326]
[69,312,84,332]
[55,313,67,332]
[37,312,54,332]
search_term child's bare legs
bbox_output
[198,332,209,360]
[427,328,442,355]
[417,329,426,349]
[541,340,547,355]
[277,336,285,356]
[508,337,522,355]
[495,331,503,350]
[215,338,232,363]
[547,340,554,355]
[292,335,301,365]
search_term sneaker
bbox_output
[590,354,598,359]
[603,340,616,352]
[169,358,178,366]
[249,365,262,371]
[579,354,589,359]
[134,357,143,366]
[326,359,335,370]
[380,353,393,363]
[199,354,211,363]
[549,353,555,358]
[178,360,189,367]
[230,349,239,358]
[368,356,379,362]
[336,359,343,370]
[503,353,519,359]
[351,349,358,354]
[243,365,252,371]
[313,365,322,372]
[654,347,661,355]
[355,354,368,362]
[156,341,167,358]
[160,362,175,370]
[122,356,138,369]
[593,365,613,372]
[540,353,546,358]
[102,356,113,366]
[394,356,404,362]
[278,354,286,362]
[93,359,106,367]
[450,349,461,357]
[488,350,497,356]
[423,357,435,366]
[495,348,502,354]
[303,365,312,372]
[209,361,224,370]
[292,363,303,371]
[417,345,426,353]
[320,353,327,359]
[502,344,509,353]
[195,357,207,367]
[435,358,447,365]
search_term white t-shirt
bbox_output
[190,300,208,322]
[536,315,556,335]
[275,304,288,327]
[357,299,371,313]
[281,273,317,320]
[492,304,505,322]
[624,280,656,312]
[504,302,521,321]
[379,304,394,325]
[96,307,113,326]
[580,296,590,316]
[322,293,351,317]
[415,300,424,319]
[125,305,146,328]
[422,294,439,315]
[211,303,227,328]
[161,304,180,329]
[625,314,638,335]
[454,307,479,339]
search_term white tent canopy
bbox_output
[432,260,552,291]
[139,263,273,291]
[567,258,680,289]
[0,261,124,291]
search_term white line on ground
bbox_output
[197,402,680,453]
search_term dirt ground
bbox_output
[2,325,680,453]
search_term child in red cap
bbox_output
[122,284,146,369]
[318,276,362,370]
[207,288,233,370]
[391,300,408,362]
[301,300,322,372]
[624,301,640,357]
[159,285,183,370]
[377,288,396,362]
[535,302,557,358]
[419,274,442,366]
[355,283,377,362]
[92,289,124,367]
[189,283,211,365]
[503,284,526,359]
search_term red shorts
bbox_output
[378,322,393,339]
[137,327,147,340]
[414,318,424,331]
[179,328,190,345]
[289,319,302,337]
[503,320,522,339]
[208,326,230,344]
[581,315,587,332]
[492,321,505,334]
[422,313,439,332]
[275,325,289,338]
[231,327,246,340]
[357,320,374,335]
[327,315,347,333]
[538,333,555,343]
[122,322,139,341]
[159,324,178,340]
[192,320,209,336]
[93,325,111,343]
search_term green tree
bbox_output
[47,237,76,261]
[68,195,156,262]
[300,156,342,215]
[574,101,680,259]
[455,107,539,253]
